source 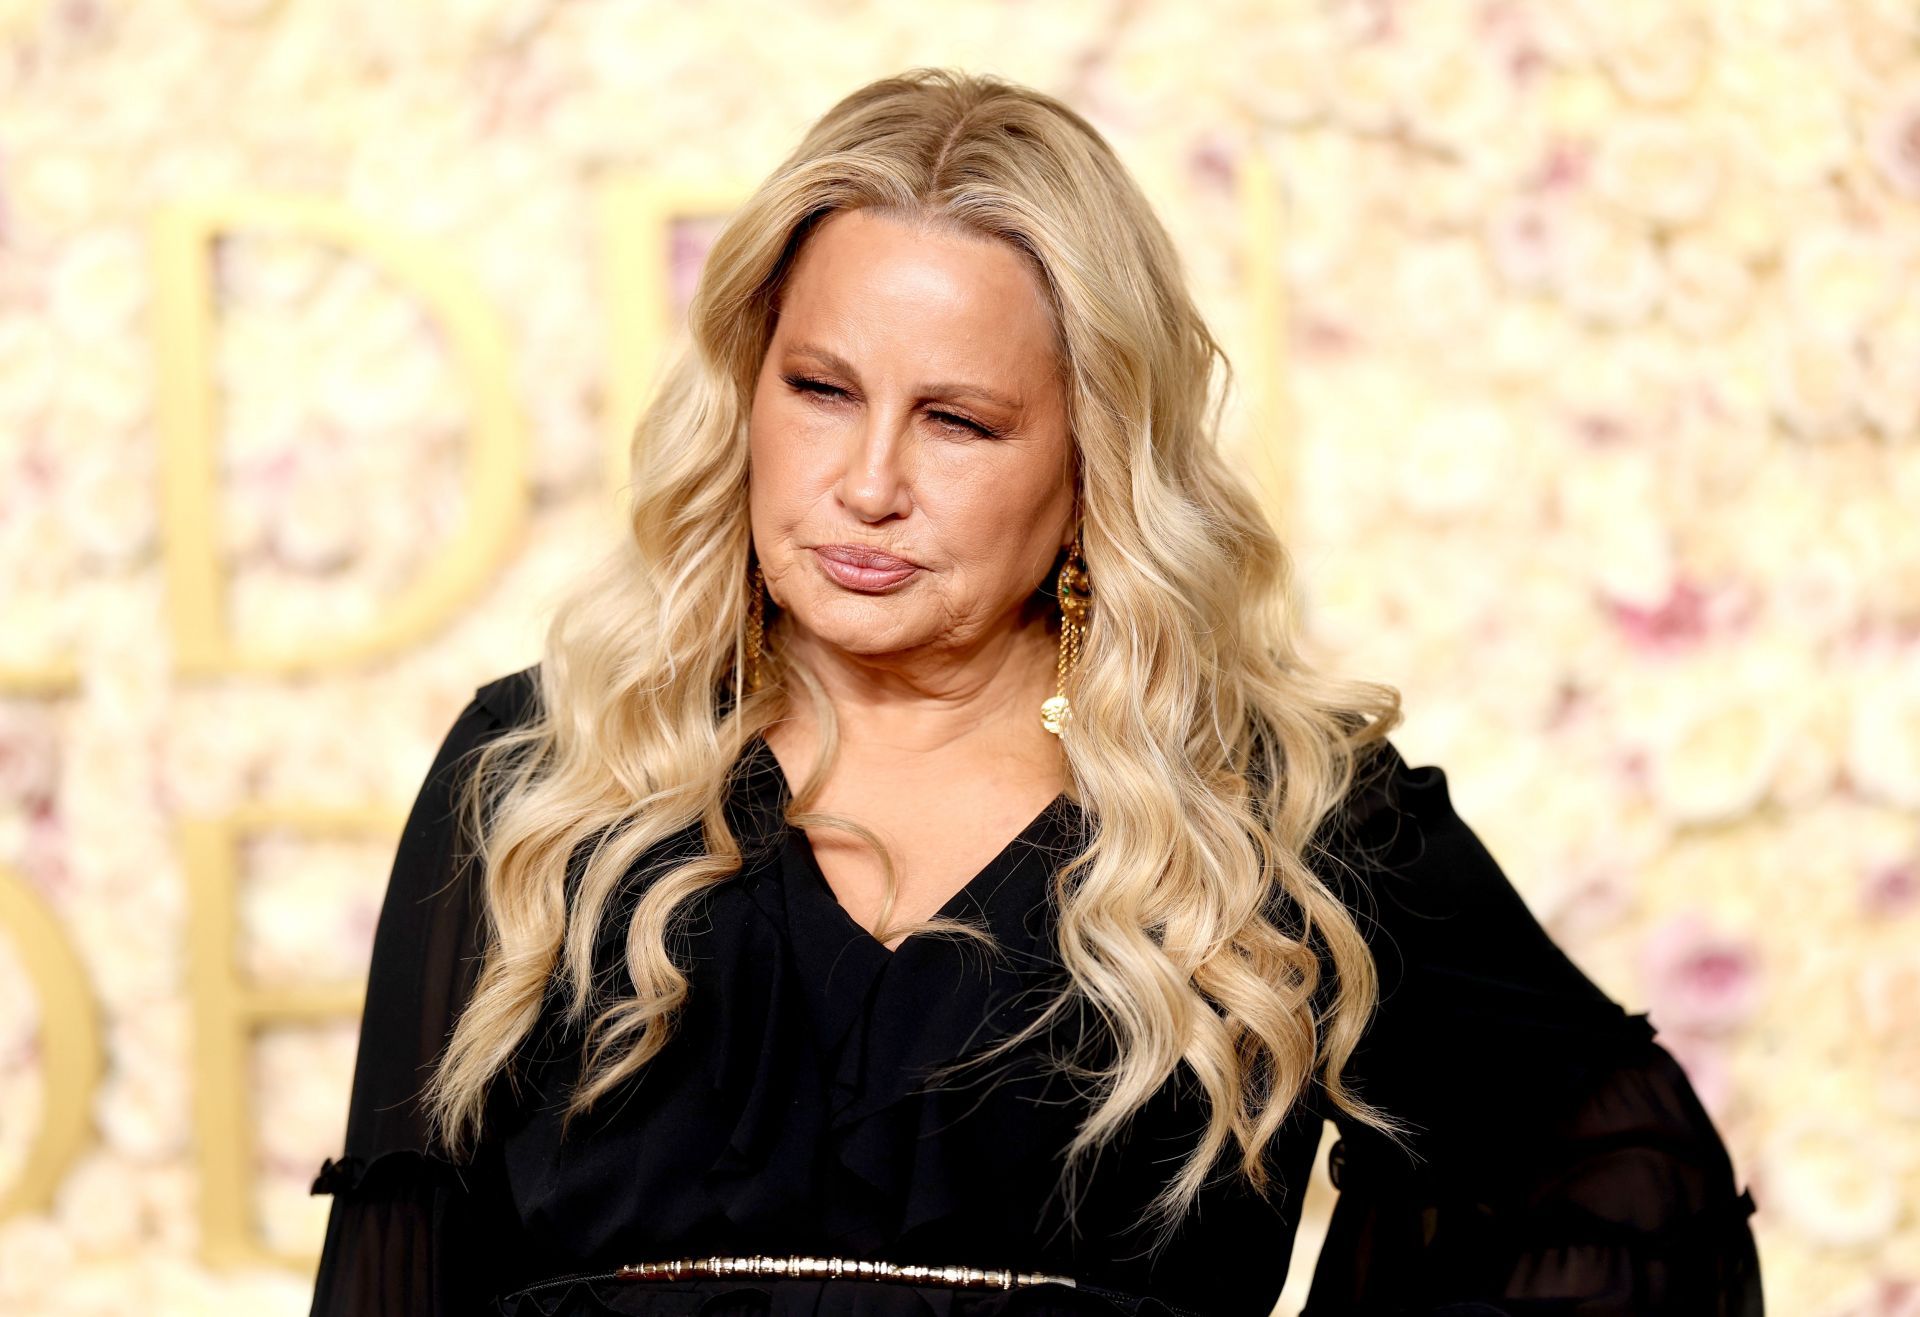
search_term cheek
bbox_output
[926,458,1066,569]
[749,398,830,519]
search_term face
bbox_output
[748,207,1076,666]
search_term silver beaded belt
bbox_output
[615,1253,1078,1291]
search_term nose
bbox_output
[836,408,914,521]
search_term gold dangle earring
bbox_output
[1040,530,1089,737]
[745,562,768,694]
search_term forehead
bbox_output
[773,209,1062,389]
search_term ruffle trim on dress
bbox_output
[1313,1000,1764,1317]
[310,1147,469,1196]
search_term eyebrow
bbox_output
[785,342,1024,411]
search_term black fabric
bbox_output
[308,664,1763,1317]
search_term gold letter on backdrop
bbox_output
[592,175,755,511]
[152,194,529,1266]
[0,869,104,1222]
[182,806,402,1268]
[1238,140,1294,525]
[152,195,532,678]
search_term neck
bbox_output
[770,594,1061,774]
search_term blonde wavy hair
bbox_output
[425,66,1414,1247]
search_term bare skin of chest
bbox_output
[762,727,1066,950]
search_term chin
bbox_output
[793,597,927,650]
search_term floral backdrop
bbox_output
[3,0,1918,1312]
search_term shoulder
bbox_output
[1312,736,1508,935]
[1320,736,1436,854]
[409,664,540,817]
[471,661,542,730]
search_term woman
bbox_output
[309,69,1763,1317]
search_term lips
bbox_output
[810,544,922,592]
[814,544,919,570]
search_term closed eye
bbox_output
[783,374,844,400]
[779,373,1001,438]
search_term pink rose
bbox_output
[1640,911,1761,1035]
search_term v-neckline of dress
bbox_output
[748,731,1071,958]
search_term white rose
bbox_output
[1481,747,1656,939]
[1555,207,1662,327]
[1649,675,1797,824]
[1818,1275,1920,1317]
[59,445,156,570]
[1693,169,1789,269]
[1859,948,1920,1041]
[344,126,474,236]
[1847,665,1920,809]
[1771,537,1865,642]
[242,839,387,984]
[1586,514,1675,616]
[58,335,150,434]
[1861,300,1920,441]
[0,317,58,430]
[63,900,174,1006]
[184,1262,315,1316]
[1714,47,1853,189]
[1767,324,1864,443]
[1275,131,1366,285]
[52,1150,145,1257]
[1866,73,1920,200]
[1539,63,1615,140]
[1391,402,1520,520]
[214,234,331,310]
[139,1163,199,1256]
[219,359,315,471]
[0,1216,77,1304]
[1593,111,1724,227]
[0,702,60,802]
[259,1178,336,1259]
[318,335,445,435]
[1594,6,1711,105]
[1761,1114,1903,1249]
[255,1023,358,1173]
[1783,227,1910,344]
[1659,234,1755,339]
[158,714,253,818]
[1481,300,1578,380]
[95,1067,189,1162]
[143,138,244,197]
[1224,17,1335,125]
[48,229,146,343]
[267,462,361,573]
[1767,674,1847,807]
[1300,548,1394,655]
[1839,0,1920,83]
[12,151,98,236]
[1403,42,1513,160]
[1390,237,1496,345]
[1553,448,1674,609]
[106,999,188,1084]
[1480,191,1558,301]
[1305,30,1413,135]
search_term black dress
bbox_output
[307,665,1763,1317]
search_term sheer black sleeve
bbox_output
[307,681,530,1317]
[1301,739,1764,1317]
